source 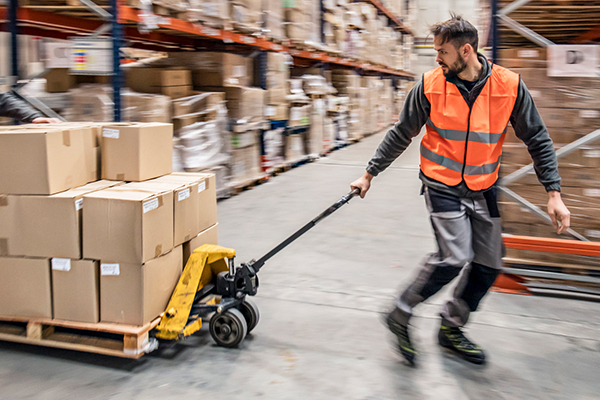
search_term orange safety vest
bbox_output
[421,64,519,191]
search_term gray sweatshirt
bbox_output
[366,53,561,196]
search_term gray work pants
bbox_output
[395,186,503,327]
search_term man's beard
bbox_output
[440,54,467,79]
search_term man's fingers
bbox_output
[558,212,570,234]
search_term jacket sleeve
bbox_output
[509,79,561,192]
[0,92,43,123]
[366,78,430,176]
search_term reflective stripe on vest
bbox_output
[421,64,519,191]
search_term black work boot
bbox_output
[438,325,486,364]
[385,309,417,365]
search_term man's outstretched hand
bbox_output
[351,172,373,199]
[32,117,61,124]
[547,190,570,234]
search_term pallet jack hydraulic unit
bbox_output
[152,188,361,349]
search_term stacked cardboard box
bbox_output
[229,0,262,33]
[66,85,171,123]
[187,0,231,29]
[498,48,600,267]
[0,122,219,326]
[265,52,290,122]
[126,67,192,100]
[262,0,284,40]
[362,76,380,134]
[283,0,309,43]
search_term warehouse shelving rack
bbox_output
[489,0,600,298]
[0,0,414,122]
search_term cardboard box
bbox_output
[126,68,192,92]
[172,92,225,116]
[203,86,265,122]
[83,186,174,264]
[265,104,288,121]
[0,180,122,259]
[101,123,173,181]
[182,223,219,266]
[231,130,259,149]
[231,145,260,182]
[126,179,201,246]
[289,105,311,127]
[0,126,93,195]
[153,173,218,235]
[170,52,253,88]
[52,259,99,323]
[267,86,287,104]
[0,257,52,318]
[100,246,183,326]
[45,69,110,93]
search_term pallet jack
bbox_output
[152,188,361,348]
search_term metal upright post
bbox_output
[111,0,122,122]
[320,0,325,44]
[9,0,18,80]
[491,0,498,63]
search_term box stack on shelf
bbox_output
[265,52,290,122]
[0,122,218,330]
[498,48,600,267]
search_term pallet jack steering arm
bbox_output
[225,188,362,298]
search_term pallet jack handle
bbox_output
[249,188,361,272]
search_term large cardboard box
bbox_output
[101,123,173,181]
[203,86,265,122]
[83,186,174,264]
[126,179,201,246]
[126,68,192,95]
[265,104,288,121]
[52,259,99,323]
[231,145,260,182]
[100,246,183,326]
[0,180,122,259]
[172,92,225,116]
[0,127,93,195]
[170,52,253,88]
[182,223,218,266]
[0,257,52,318]
[153,173,218,234]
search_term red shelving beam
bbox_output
[503,235,600,257]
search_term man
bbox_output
[350,15,570,366]
[0,91,60,123]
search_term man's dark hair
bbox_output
[431,13,479,52]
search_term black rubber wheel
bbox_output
[238,298,260,333]
[209,308,247,348]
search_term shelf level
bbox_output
[0,5,413,78]
[362,0,412,35]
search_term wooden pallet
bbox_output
[0,316,161,359]
[267,155,317,176]
[228,174,270,195]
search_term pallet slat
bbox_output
[0,316,161,358]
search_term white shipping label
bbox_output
[584,188,600,197]
[584,149,600,158]
[143,198,159,213]
[580,110,600,119]
[232,65,246,77]
[518,50,540,58]
[75,198,83,211]
[198,181,206,193]
[290,107,302,121]
[102,128,119,139]
[178,188,191,201]
[52,258,71,272]
[101,263,120,276]
[265,106,275,116]
[548,45,600,77]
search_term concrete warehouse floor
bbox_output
[1,130,600,400]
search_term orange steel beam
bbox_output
[0,6,414,78]
[363,0,412,35]
[503,235,600,257]
[572,24,600,44]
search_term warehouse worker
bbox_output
[0,91,60,123]
[350,14,570,366]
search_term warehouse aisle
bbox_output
[1,130,600,400]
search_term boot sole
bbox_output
[438,341,486,365]
[384,316,417,366]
